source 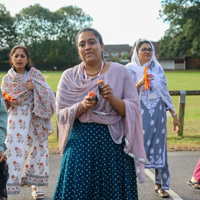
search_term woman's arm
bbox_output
[169,109,181,132]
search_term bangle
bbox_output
[172,113,177,117]
[79,102,87,113]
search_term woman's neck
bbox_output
[15,68,26,75]
[84,60,102,75]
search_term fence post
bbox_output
[178,90,186,137]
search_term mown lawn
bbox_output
[0,70,200,152]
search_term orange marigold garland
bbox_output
[144,68,150,90]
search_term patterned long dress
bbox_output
[128,68,170,190]
[53,119,138,200]
[140,95,170,190]
[5,105,49,194]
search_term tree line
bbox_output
[159,0,200,59]
[0,3,92,71]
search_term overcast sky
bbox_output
[1,0,169,45]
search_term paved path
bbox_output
[7,151,200,200]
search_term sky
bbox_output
[1,0,169,45]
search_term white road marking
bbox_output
[145,169,184,200]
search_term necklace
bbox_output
[84,61,105,79]
[86,69,101,76]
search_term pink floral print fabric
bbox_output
[1,67,56,143]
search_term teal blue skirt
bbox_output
[53,119,138,200]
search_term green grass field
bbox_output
[0,70,200,152]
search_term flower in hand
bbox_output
[97,80,105,95]
[88,91,98,101]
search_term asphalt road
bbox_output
[7,151,200,200]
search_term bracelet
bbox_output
[79,102,87,113]
[172,113,177,117]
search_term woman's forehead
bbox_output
[13,48,25,54]
[140,43,151,48]
[78,31,97,41]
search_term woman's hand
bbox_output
[173,116,181,133]
[137,74,154,88]
[5,100,10,110]
[101,84,113,102]
[27,79,34,90]
[101,83,125,116]
[82,95,97,110]
[0,151,6,163]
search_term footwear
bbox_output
[31,186,44,199]
[187,180,200,189]
[155,185,170,198]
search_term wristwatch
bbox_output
[172,113,177,117]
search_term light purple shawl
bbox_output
[56,62,148,183]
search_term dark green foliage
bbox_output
[0,3,92,70]
[159,0,200,58]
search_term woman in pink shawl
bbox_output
[1,45,55,199]
[53,27,147,200]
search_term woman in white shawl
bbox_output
[53,28,148,200]
[126,40,181,198]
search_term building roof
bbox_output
[104,44,132,52]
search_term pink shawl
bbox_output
[56,62,148,183]
[1,67,56,143]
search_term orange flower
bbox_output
[97,80,104,84]
[88,91,97,101]
[2,92,13,102]
[144,68,150,90]
[88,91,95,97]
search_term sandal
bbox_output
[31,187,44,199]
[155,185,170,198]
[187,180,200,189]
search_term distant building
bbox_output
[104,44,132,59]
[104,42,200,70]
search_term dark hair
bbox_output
[76,27,104,46]
[9,45,33,71]
[136,40,152,53]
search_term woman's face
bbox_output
[12,48,28,71]
[77,31,103,64]
[137,43,152,65]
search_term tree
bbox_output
[159,0,200,58]
[0,4,17,62]
[13,4,92,69]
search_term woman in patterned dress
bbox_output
[126,40,181,198]
[53,27,148,200]
[1,45,55,199]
